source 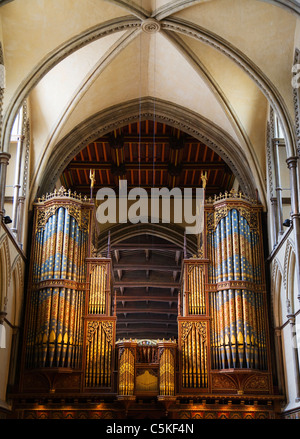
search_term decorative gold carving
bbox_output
[201,171,208,189]
[244,375,270,391]
[35,187,90,232]
[181,321,193,341]
[211,374,237,390]
[89,169,96,188]
[206,280,265,292]
[36,205,58,231]
[136,369,158,392]
[31,279,86,290]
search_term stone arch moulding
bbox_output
[0,0,299,14]
[271,258,284,328]
[97,222,197,256]
[36,97,258,202]
[283,239,296,308]
[1,1,299,16]
[1,11,297,160]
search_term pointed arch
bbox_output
[284,239,297,313]
[0,234,10,310]
[11,255,24,327]
[271,258,284,327]
[36,97,258,205]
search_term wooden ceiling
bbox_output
[60,120,235,341]
[60,120,235,197]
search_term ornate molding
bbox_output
[283,238,296,291]
[206,280,265,293]
[0,234,11,287]
[142,18,161,33]
[11,254,24,288]
[31,278,86,292]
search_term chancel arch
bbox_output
[37,99,257,203]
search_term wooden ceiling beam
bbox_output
[116,328,177,335]
[113,263,181,271]
[116,308,177,314]
[117,318,177,325]
[66,162,226,171]
[112,244,180,250]
[114,281,179,288]
[116,295,178,302]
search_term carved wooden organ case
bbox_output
[20,189,117,396]
[17,188,274,412]
[178,194,272,397]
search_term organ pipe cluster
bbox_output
[25,195,91,369]
[158,341,176,396]
[85,320,113,387]
[180,321,208,388]
[22,188,272,402]
[117,341,137,396]
[207,205,268,370]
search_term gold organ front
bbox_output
[13,187,282,419]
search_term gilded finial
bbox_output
[89,169,96,188]
[201,170,208,189]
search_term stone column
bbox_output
[286,156,300,302]
[274,140,284,235]
[11,134,24,236]
[270,197,278,247]
[274,328,286,396]
[287,300,300,402]
[0,152,10,222]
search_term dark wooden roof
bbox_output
[60,120,234,340]
[61,120,234,196]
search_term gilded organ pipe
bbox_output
[207,205,269,371]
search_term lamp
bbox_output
[3,216,12,224]
[283,219,291,227]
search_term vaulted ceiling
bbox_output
[2,0,299,208]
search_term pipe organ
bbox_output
[15,188,280,419]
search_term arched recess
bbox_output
[0,235,10,311]
[271,258,287,397]
[271,258,284,328]
[284,240,297,313]
[97,222,197,255]
[0,246,6,311]
[1,5,297,163]
[97,222,192,340]
[10,256,24,327]
[36,97,258,203]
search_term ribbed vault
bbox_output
[0,0,298,213]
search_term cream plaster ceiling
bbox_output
[0,0,299,206]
